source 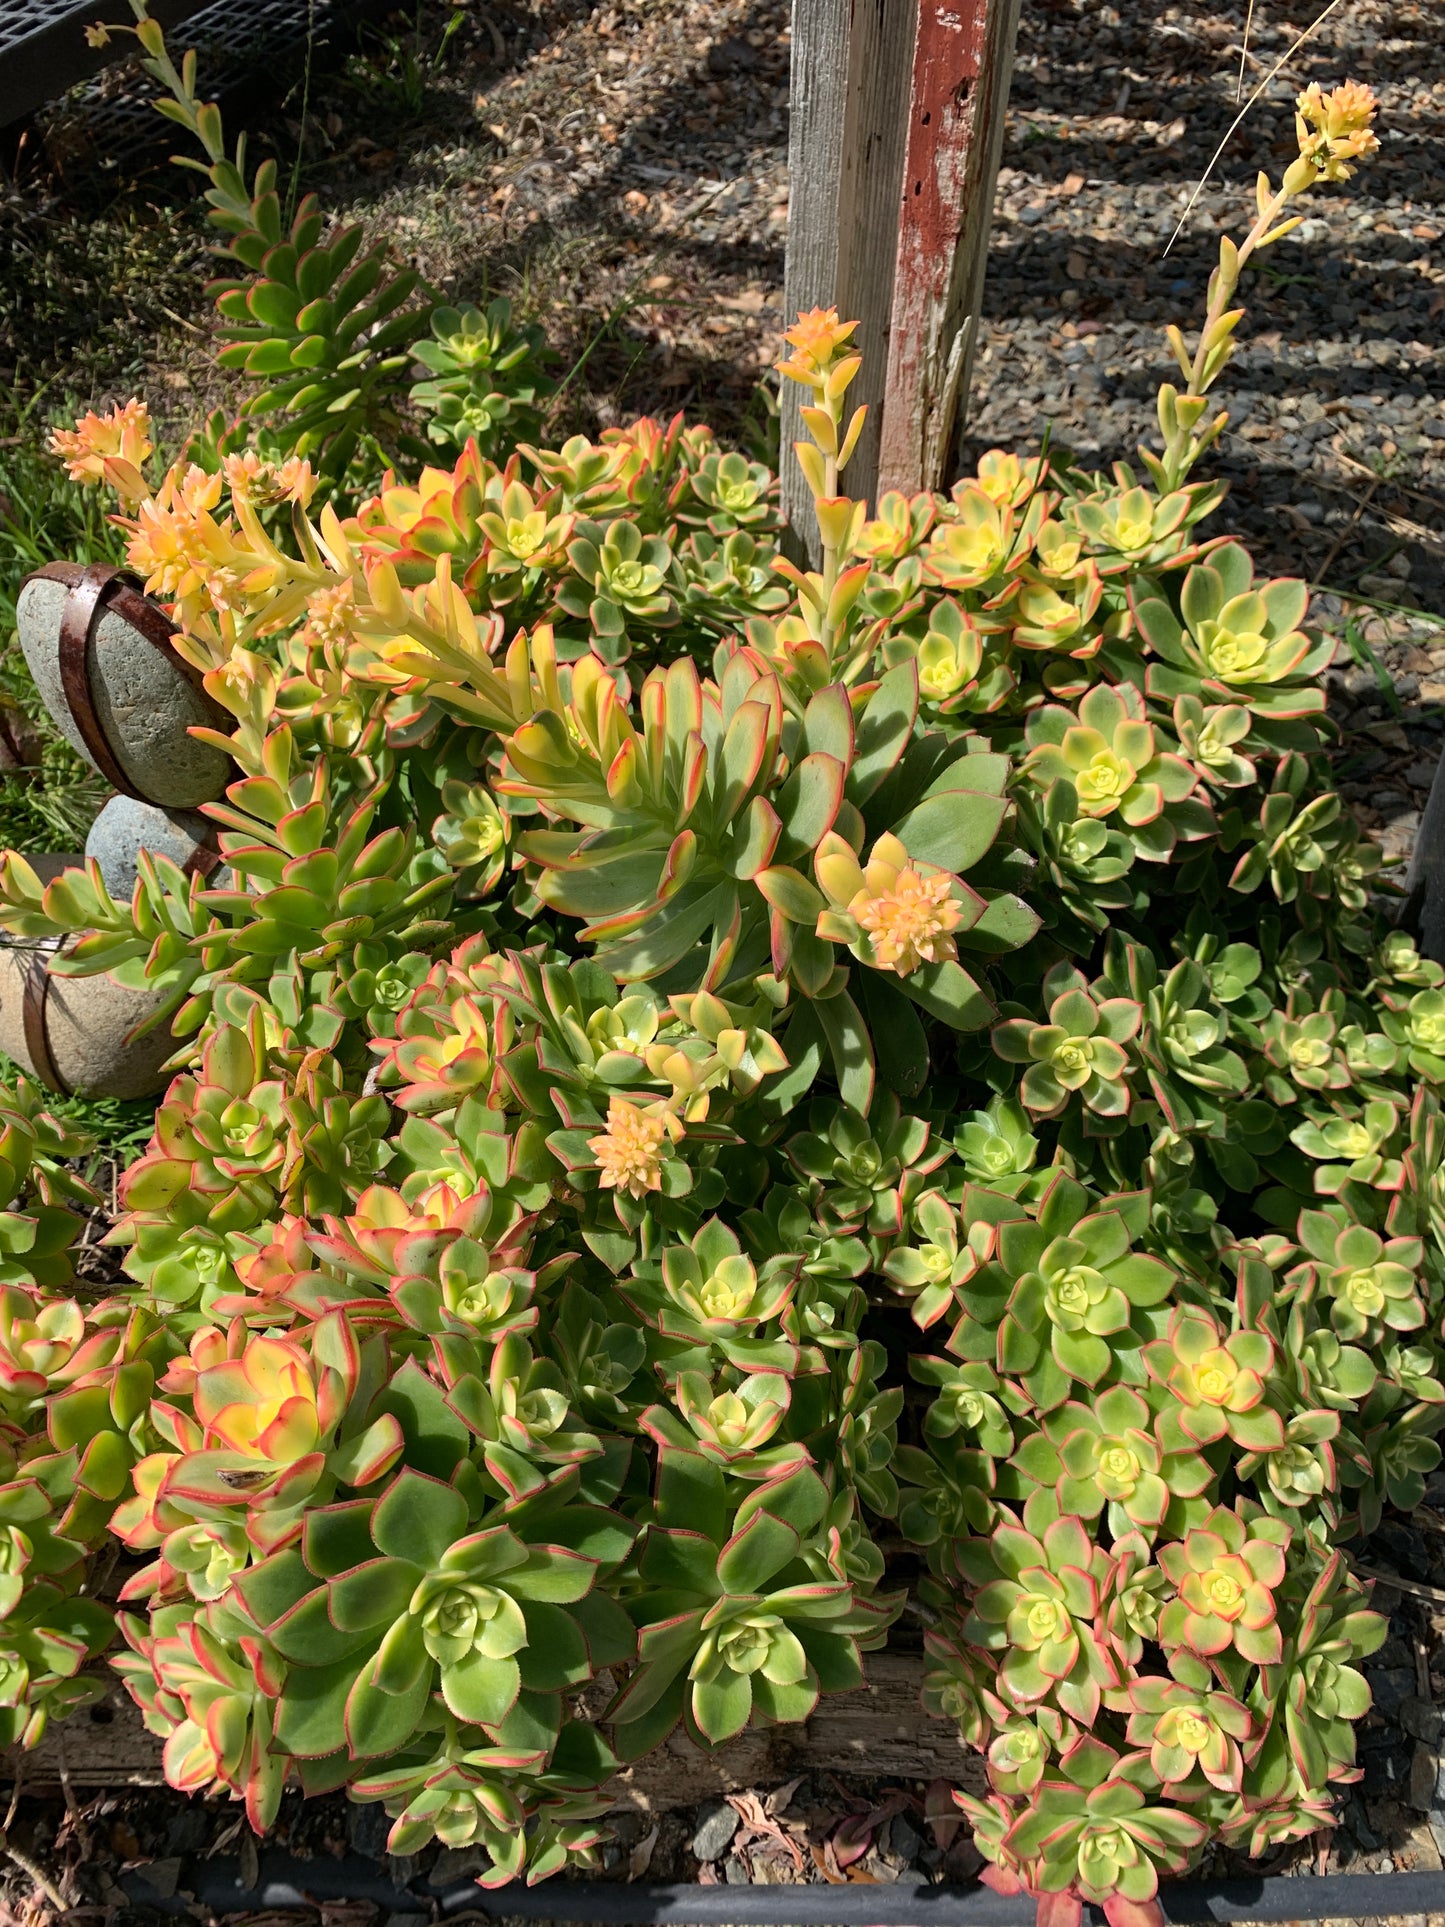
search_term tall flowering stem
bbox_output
[1152,82,1380,491]
[774,309,871,676]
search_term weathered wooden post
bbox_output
[781,0,917,555]
[1404,755,1445,963]
[781,0,1021,558]
[876,0,1022,497]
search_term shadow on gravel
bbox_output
[961,0,1443,614]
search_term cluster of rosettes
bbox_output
[0,1081,176,1750]
[908,1192,1389,1914]
[100,1113,907,1862]
[930,1512,1378,1918]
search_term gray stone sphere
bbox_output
[17,570,230,807]
[0,944,176,1099]
[85,796,226,901]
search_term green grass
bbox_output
[42,1085,157,1169]
[1336,610,1403,717]
[0,1050,158,1171]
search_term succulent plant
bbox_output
[993,966,1142,1122]
[1134,544,1331,722]
[608,1452,893,1757]
[410,299,554,457]
[0,47,1415,1898]
[1155,1507,1289,1664]
[1021,683,1201,862]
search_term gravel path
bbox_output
[968,0,1443,601]
[961,0,1445,882]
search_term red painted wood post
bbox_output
[875,0,1022,498]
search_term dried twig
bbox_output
[0,1840,66,1916]
[1355,1562,1445,1606]
[1331,452,1445,549]
[1310,469,1382,590]
[1236,0,1257,101]
[54,1740,91,1859]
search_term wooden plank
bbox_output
[780,0,918,562]
[876,0,1022,497]
[4,1653,984,1810]
[608,1652,985,1811]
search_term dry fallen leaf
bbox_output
[812,1841,847,1885]
[207,1816,246,1857]
[727,1790,806,1872]
[765,1774,806,1819]
[925,1777,962,1852]
[628,1823,660,1880]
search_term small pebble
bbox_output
[691,1799,741,1863]
[1412,1742,1439,1813]
[888,1814,926,1867]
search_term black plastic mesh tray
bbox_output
[10,0,364,175]
[2,0,211,128]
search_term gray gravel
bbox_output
[963,0,1443,606]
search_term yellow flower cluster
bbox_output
[221,451,317,509]
[295,579,357,660]
[126,463,263,621]
[775,306,859,391]
[587,1097,680,1198]
[1295,80,1380,184]
[48,398,152,504]
[854,865,962,976]
[815,832,965,978]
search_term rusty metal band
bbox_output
[23,562,229,796]
[182,835,225,880]
[53,562,148,799]
[20,948,69,1098]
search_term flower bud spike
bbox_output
[800,407,839,458]
[837,404,868,472]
